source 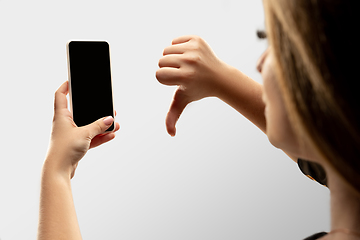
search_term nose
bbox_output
[256,48,270,73]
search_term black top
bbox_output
[298,159,328,187]
[303,232,328,240]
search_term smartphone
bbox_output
[67,40,115,131]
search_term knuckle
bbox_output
[190,35,200,41]
[185,53,201,64]
[180,69,195,81]
[82,128,92,140]
[188,41,199,51]
[96,121,104,133]
[191,35,202,43]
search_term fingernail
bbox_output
[103,116,114,125]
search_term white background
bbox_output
[0,0,330,239]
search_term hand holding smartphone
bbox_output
[67,40,115,132]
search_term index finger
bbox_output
[163,44,186,56]
[54,81,69,111]
[172,35,197,45]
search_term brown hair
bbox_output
[263,0,360,192]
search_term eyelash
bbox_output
[256,30,267,39]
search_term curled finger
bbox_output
[172,35,196,45]
[156,67,183,86]
[158,54,182,68]
[163,44,186,56]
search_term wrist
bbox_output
[210,62,240,99]
[42,154,74,181]
[210,64,266,131]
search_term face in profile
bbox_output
[257,47,309,159]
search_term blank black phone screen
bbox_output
[68,41,114,131]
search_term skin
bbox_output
[37,81,120,240]
[257,47,313,161]
[258,48,360,240]
[157,35,360,239]
[156,35,266,136]
[37,30,359,240]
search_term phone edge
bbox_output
[65,40,116,132]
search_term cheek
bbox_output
[262,60,299,153]
[266,101,296,151]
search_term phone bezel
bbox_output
[66,39,115,132]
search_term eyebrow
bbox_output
[256,30,267,39]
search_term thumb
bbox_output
[85,116,114,139]
[166,88,190,137]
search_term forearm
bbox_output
[38,160,82,240]
[213,66,300,162]
[214,63,266,132]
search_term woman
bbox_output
[156,0,360,239]
[38,0,359,240]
